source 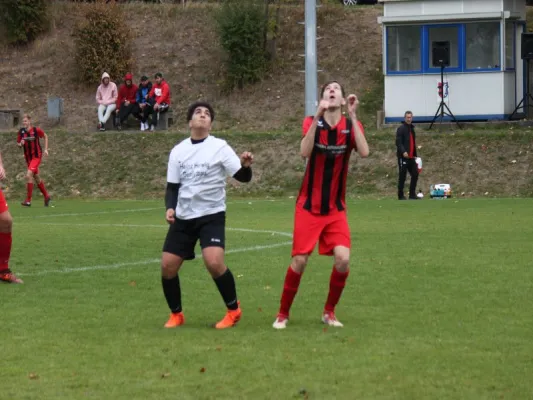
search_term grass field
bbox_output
[2,198,533,400]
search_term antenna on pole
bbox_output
[304,0,318,116]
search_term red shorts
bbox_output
[0,190,8,213]
[28,158,41,174]
[291,205,351,257]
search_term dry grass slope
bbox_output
[0,128,531,200]
[0,2,383,132]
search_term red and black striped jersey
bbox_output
[17,126,45,163]
[296,115,364,215]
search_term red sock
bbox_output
[26,183,34,202]
[278,266,303,318]
[0,232,12,273]
[38,181,49,199]
[324,267,349,313]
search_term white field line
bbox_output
[18,241,292,277]
[15,207,161,220]
[14,223,293,238]
[52,199,286,204]
[14,199,288,220]
[16,225,292,277]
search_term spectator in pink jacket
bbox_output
[95,72,118,131]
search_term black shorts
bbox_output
[162,211,225,260]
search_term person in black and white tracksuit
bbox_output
[160,101,254,330]
[396,110,419,200]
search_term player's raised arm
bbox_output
[346,94,369,158]
[219,142,254,183]
[233,151,253,182]
[300,100,329,158]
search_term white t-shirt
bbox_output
[167,135,242,220]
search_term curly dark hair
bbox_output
[187,101,215,122]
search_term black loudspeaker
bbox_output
[521,33,533,60]
[432,41,450,67]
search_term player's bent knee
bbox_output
[161,252,183,278]
[333,247,350,272]
[205,261,226,278]
[0,211,13,232]
[161,263,179,278]
[202,247,226,276]
[334,258,350,272]
[291,255,309,273]
[203,256,226,277]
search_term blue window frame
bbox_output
[464,22,501,71]
[424,24,463,73]
[386,25,423,75]
[385,21,505,75]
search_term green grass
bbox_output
[2,198,533,399]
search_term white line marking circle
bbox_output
[15,224,293,276]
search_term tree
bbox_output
[0,0,49,45]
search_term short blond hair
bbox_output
[23,113,31,120]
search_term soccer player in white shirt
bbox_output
[161,101,254,329]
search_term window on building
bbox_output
[385,22,507,75]
[429,26,460,68]
[387,26,421,72]
[465,22,500,70]
[505,22,515,69]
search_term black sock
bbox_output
[162,275,182,313]
[214,268,238,310]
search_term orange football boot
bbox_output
[214,303,241,329]
[164,312,185,328]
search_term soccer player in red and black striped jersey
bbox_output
[273,81,369,329]
[0,151,23,283]
[17,114,51,207]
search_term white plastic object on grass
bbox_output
[415,157,422,173]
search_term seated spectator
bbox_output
[96,72,118,131]
[147,72,171,131]
[136,76,153,131]
[116,72,139,130]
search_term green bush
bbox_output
[72,1,134,84]
[215,0,269,90]
[0,0,49,45]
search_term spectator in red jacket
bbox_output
[147,72,171,131]
[116,73,139,130]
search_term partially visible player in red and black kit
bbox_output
[0,151,23,283]
[273,81,369,329]
[17,114,51,207]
